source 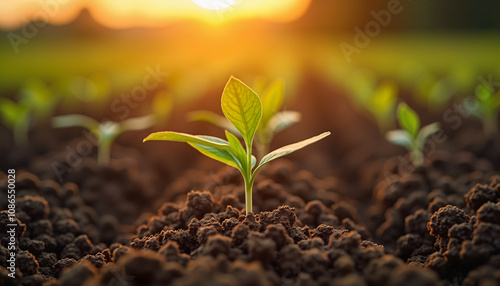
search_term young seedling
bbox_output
[144,76,330,214]
[0,79,56,146]
[0,98,31,146]
[21,79,59,121]
[53,114,155,166]
[473,82,500,135]
[386,102,440,166]
[188,79,301,160]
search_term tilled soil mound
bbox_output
[1,148,500,286]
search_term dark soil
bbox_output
[2,138,500,286]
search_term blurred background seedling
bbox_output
[0,79,58,146]
[0,97,31,146]
[52,114,155,166]
[386,102,441,166]
[471,79,500,136]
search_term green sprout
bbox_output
[144,76,330,214]
[473,83,500,135]
[0,79,56,146]
[53,114,155,166]
[386,102,440,166]
[188,79,301,160]
[0,98,31,146]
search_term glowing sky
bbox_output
[0,0,312,30]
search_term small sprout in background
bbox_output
[144,76,330,214]
[53,114,155,166]
[0,98,31,146]
[20,79,58,121]
[386,102,440,166]
[0,79,57,146]
[188,79,301,160]
[473,82,500,135]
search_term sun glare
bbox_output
[0,0,312,29]
[192,0,236,10]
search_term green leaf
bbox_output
[52,114,100,131]
[260,80,284,129]
[225,130,247,170]
[256,132,331,170]
[386,129,413,149]
[268,111,301,134]
[189,136,241,170]
[397,103,420,139]
[221,76,262,146]
[416,122,440,150]
[143,131,232,151]
[188,110,240,136]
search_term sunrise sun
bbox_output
[192,0,236,10]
